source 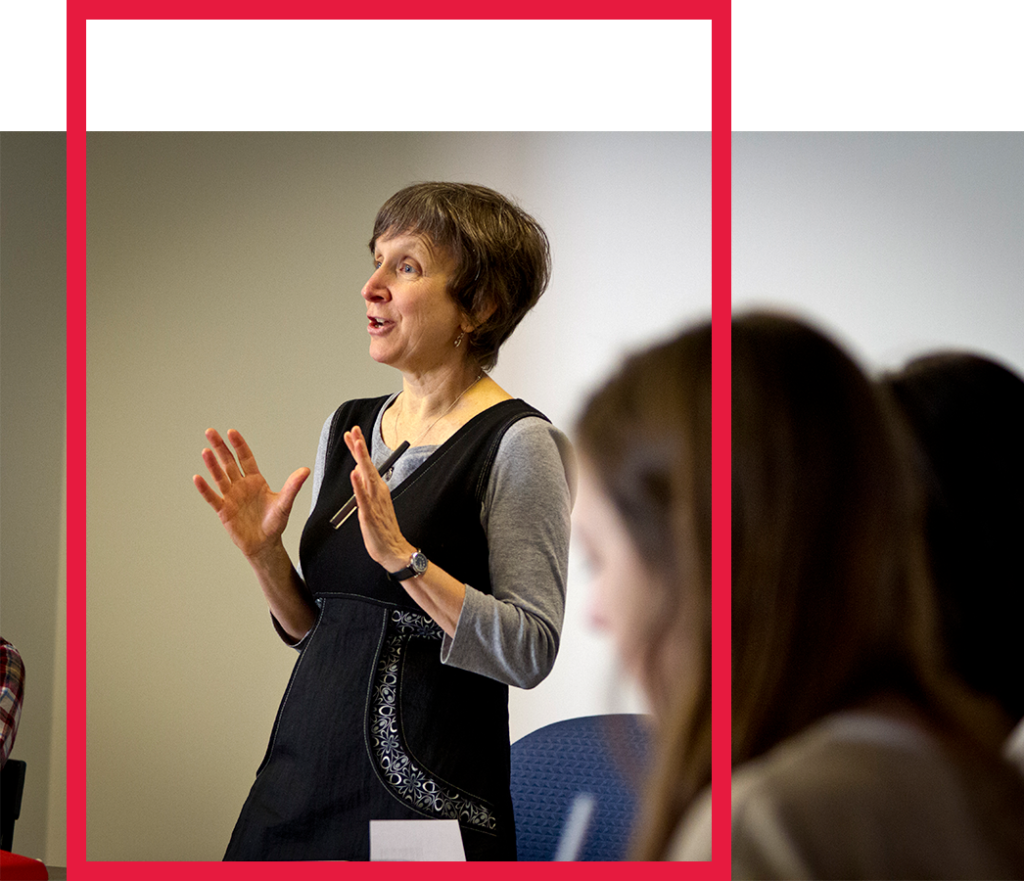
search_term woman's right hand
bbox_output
[193,428,310,561]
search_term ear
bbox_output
[464,296,498,332]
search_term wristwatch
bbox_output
[390,549,428,581]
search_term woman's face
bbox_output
[362,232,466,374]
[575,459,661,693]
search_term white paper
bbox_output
[369,819,466,862]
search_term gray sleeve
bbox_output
[439,416,577,689]
[275,412,332,631]
[310,412,334,515]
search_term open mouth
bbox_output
[368,316,394,333]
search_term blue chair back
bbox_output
[509,714,651,861]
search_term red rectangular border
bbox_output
[709,1,731,879]
[77,0,711,18]
[65,4,725,879]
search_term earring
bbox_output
[454,331,465,348]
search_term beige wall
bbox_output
[0,131,68,865]
[84,131,1024,866]
[86,132,712,860]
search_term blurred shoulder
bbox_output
[671,713,1024,877]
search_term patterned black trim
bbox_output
[369,609,497,832]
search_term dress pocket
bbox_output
[367,608,498,833]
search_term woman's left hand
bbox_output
[345,424,467,636]
[344,425,416,574]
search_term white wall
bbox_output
[0,131,68,866]
[85,132,711,860]
[733,133,1024,375]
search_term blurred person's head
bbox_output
[576,326,711,717]
[883,352,1024,725]
[575,310,1011,859]
[575,323,711,861]
[729,312,952,759]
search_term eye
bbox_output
[400,263,415,274]
[373,259,383,269]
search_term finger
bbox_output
[349,461,387,527]
[344,429,377,483]
[205,429,241,480]
[349,441,394,516]
[192,474,224,512]
[349,446,375,500]
[349,459,400,566]
[227,429,262,478]
[349,467,381,538]
[343,426,363,460]
[201,447,231,492]
[205,428,243,481]
[349,465,367,508]
[278,467,311,515]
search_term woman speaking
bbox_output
[193,183,575,861]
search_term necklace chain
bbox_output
[396,372,484,450]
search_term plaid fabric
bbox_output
[1,638,25,768]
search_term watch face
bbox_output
[411,550,428,576]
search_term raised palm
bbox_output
[193,428,309,559]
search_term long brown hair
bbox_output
[578,311,1019,861]
[576,324,712,860]
[731,314,1023,866]
[883,352,1024,724]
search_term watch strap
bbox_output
[390,549,427,581]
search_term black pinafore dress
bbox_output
[224,396,546,861]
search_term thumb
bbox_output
[278,467,311,515]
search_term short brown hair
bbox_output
[370,182,551,370]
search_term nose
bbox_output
[361,265,390,302]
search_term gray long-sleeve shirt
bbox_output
[305,394,576,689]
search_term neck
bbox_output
[390,360,487,451]
[399,360,484,423]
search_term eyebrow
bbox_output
[373,232,436,259]
[376,238,450,277]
